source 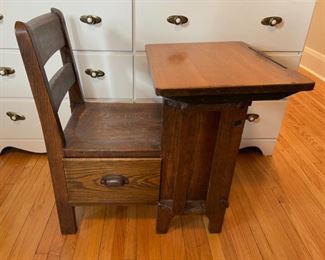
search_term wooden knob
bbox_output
[0,14,4,21]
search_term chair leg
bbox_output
[47,155,78,234]
[156,202,173,234]
[55,202,77,234]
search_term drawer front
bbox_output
[0,50,63,98]
[64,158,161,204]
[134,52,302,100]
[242,100,287,139]
[0,50,133,100]
[135,0,315,51]
[1,1,132,51]
[74,51,133,100]
[0,99,70,139]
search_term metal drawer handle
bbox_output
[0,67,15,76]
[0,14,4,21]
[167,15,188,25]
[80,15,102,25]
[246,113,260,122]
[261,16,283,27]
[6,111,26,121]
[100,175,129,188]
[85,68,105,78]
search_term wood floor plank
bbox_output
[136,206,161,260]
[160,216,186,260]
[0,156,47,259]
[8,163,55,260]
[98,207,117,260]
[72,206,106,260]
[181,215,213,260]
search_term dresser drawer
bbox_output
[0,99,70,139]
[1,1,132,51]
[134,51,302,100]
[135,0,315,52]
[64,158,161,204]
[242,100,287,139]
[0,50,62,98]
[74,51,133,100]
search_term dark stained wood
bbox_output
[146,42,314,97]
[64,158,161,204]
[156,100,248,233]
[15,16,77,234]
[205,104,249,233]
[146,42,315,234]
[64,103,162,158]
[25,12,66,66]
[51,8,84,111]
[49,63,76,112]
[15,9,162,235]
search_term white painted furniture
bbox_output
[0,0,316,154]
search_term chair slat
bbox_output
[50,63,76,112]
[28,13,65,65]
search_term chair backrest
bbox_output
[15,8,83,153]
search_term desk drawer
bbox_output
[64,158,161,204]
[135,0,315,52]
[1,1,132,51]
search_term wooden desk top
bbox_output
[145,42,314,97]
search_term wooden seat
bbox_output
[15,8,162,234]
[64,103,161,158]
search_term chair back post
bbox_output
[15,20,66,155]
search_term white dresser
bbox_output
[0,0,316,154]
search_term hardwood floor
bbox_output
[0,71,324,260]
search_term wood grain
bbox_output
[146,42,314,97]
[64,158,161,204]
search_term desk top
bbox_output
[145,42,314,97]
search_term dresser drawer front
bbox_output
[134,52,302,100]
[1,1,132,51]
[0,50,63,98]
[74,52,133,100]
[135,0,315,51]
[64,158,161,204]
[242,100,287,139]
[0,99,70,139]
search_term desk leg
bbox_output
[157,102,199,233]
[206,105,248,233]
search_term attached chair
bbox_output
[15,8,162,234]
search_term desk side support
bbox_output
[157,98,249,233]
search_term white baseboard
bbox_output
[300,47,325,81]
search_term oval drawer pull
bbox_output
[167,15,188,25]
[0,67,15,76]
[246,113,260,122]
[80,15,102,25]
[0,14,4,21]
[261,16,283,27]
[85,68,105,78]
[100,175,129,188]
[6,111,26,121]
